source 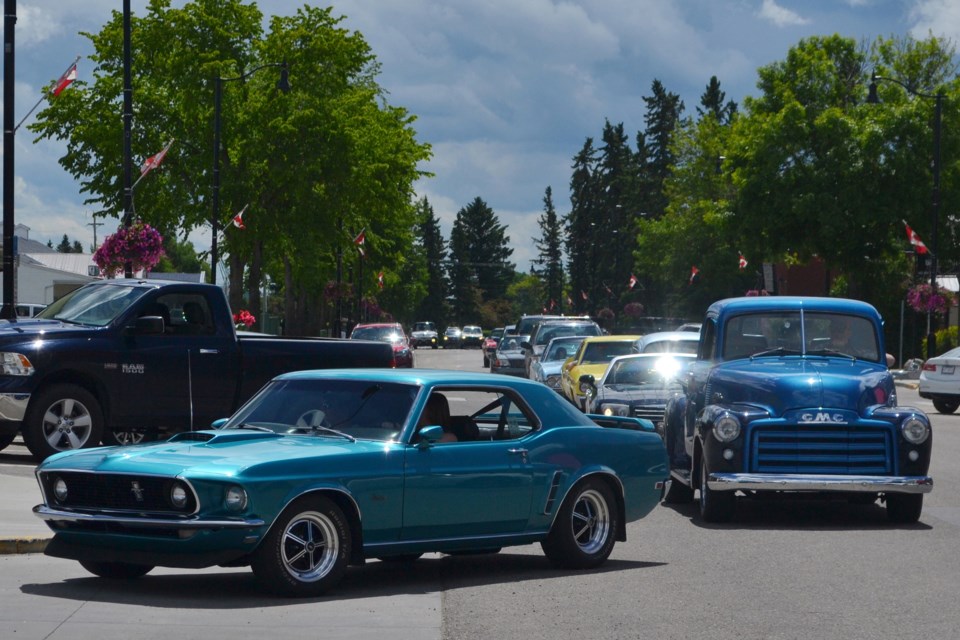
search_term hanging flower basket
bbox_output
[93,221,165,277]
[906,283,951,315]
[623,302,645,318]
[232,309,256,330]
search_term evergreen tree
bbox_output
[564,138,600,315]
[414,197,448,327]
[72,240,83,253]
[697,75,738,124]
[531,186,565,311]
[447,197,514,323]
[643,79,685,218]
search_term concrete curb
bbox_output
[0,536,50,555]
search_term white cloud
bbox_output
[909,0,960,42]
[757,0,811,27]
[10,4,65,48]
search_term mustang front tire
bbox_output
[542,478,618,569]
[79,560,154,579]
[22,384,104,461]
[252,495,351,597]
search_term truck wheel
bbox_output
[251,495,350,597]
[102,427,158,447]
[699,459,735,523]
[932,399,958,414]
[0,433,15,451]
[23,384,104,461]
[885,493,923,524]
[79,560,154,579]
[541,478,617,569]
[483,355,489,368]
[663,477,694,504]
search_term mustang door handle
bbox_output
[507,448,529,462]
[198,349,219,354]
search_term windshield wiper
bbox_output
[807,348,857,360]
[750,347,803,358]
[305,425,356,442]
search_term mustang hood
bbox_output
[40,430,391,478]
[708,357,893,416]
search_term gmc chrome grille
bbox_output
[39,471,196,514]
[749,425,894,474]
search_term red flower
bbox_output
[232,309,256,329]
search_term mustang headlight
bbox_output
[713,414,741,442]
[901,417,930,445]
[601,403,630,417]
[169,482,190,509]
[225,486,248,511]
[1,352,34,376]
[53,476,68,503]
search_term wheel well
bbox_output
[296,489,365,564]
[29,373,110,420]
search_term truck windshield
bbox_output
[38,284,149,327]
[723,311,880,362]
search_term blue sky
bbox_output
[2,0,958,271]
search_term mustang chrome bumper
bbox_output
[33,504,265,529]
[706,473,933,494]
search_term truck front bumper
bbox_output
[0,393,29,435]
[707,473,933,494]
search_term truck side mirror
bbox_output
[131,315,165,335]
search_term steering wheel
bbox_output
[295,409,329,430]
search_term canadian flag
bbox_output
[738,252,748,270]
[904,220,929,254]
[689,266,700,285]
[377,271,384,289]
[581,290,588,301]
[628,274,638,290]
[231,204,248,230]
[140,139,174,177]
[52,62,78,97]
[353,228,366,256]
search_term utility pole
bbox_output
[88,215,104,250]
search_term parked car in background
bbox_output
[482,327,504,368]
[560,335,642,410]
[633,330,700,354]
[490,333,527,376]
[35,368,668,596]
[531,335,589,393]
[514,313,566,339]
[442,326,462,348]
[349,322,414,368]
[580,353,694,425]
[661,296,933,524]
[919,346,960,413]
[675,322,702,333]
[410,321,439,349]
[522,317,601,378]
[17,302,47,318]
[461,325,484,348]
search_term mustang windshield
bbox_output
[37,283,149,327]
[723,311,880,362]
[222,378,419,441]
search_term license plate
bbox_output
[942,365,955,375]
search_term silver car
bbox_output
[530,335,589,392]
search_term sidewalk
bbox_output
[0,443,51,554]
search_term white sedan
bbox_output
[918,346,960,413]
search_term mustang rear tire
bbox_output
[932,399,959,414]
[79,561,154,579]
[885,493,923,524]
[22,384,104,461]
[542,478,618,569]
[252,495,350,597]
[699,459,735,523]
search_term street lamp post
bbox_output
[867,73,943,357]
[211,62,289,285]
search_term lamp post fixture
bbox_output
[211,62,289,285]
[867,72,943,357]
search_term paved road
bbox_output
[2,348,958,639]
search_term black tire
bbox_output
[541,478,618,570]
[0,432,16,452]
[22,384,104,461]
[699,458,735,523]
[483,355,489,368]
[251,495,351,597]
[663,477,695,504]
[79,560,154,579]
[886,493,923,524]
[932,399,959,414]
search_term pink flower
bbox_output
[906,283,951,315]
[93,221,164,276]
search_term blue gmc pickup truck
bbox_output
[661,296,933,523]
[0,279,394,461]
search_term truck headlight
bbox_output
[601,403,630,417]
[901,417,930,445]
[713,414,741,442]
[225,486,248,511]
[0,352,34,376]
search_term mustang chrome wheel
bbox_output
[571,488,611,555]
[280,511,340,582]
[542,477,618,569]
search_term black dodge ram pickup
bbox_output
[0,279,394,460]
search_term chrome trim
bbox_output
[364,530,543,549]
[0,392,30,421]
[707,473,933,494]
[33,504,265,529]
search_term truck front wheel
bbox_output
[699,459,736,523]
[22,384,104,461]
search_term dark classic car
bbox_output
[34,369,667,597]
[442,326,462,348]
[661,296,933,523]
[490,334,528,376]
[580,353,694,425]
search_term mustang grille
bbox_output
[748,424,894,474]
[40,471,196,514]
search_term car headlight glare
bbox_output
[169,482,190,509]
[713,414,741,442]
[901,417,929,445]
[53,477,68,502]
[225,486,248,511]
[1,352,34,376]
[601,403,630,417]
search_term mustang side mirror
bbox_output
[417,425,445,448]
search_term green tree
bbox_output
[697,75,738,124]
[531,186,564,311]
[56,235,74,253]
[564,138,600,315]
[642,79,685,219]
[412,197,447,327]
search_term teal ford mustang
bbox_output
[34,369,667,597]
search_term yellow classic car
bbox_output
[560,335,643,410]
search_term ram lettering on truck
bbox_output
[0,279,394,461]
